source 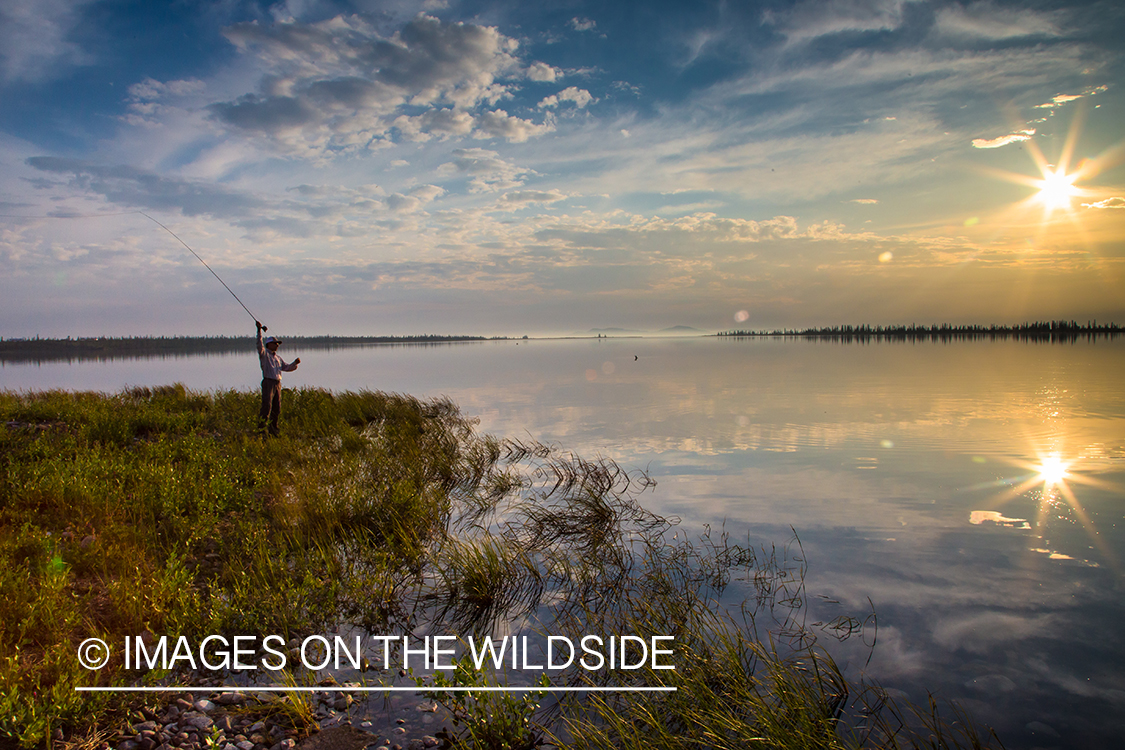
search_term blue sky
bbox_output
[1,0,1123,336]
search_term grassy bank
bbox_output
[1,387,1000,749]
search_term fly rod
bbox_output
[138,212,266,330]
[0,209,268,329]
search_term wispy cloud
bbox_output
[0,0,96,83]
[1083,197,1125,209]
[764,0,906,44]
[972,129,1035,149]
[933,1,1061,41]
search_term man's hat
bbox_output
[264,336,282,346]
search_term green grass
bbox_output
[0,386,1002,750]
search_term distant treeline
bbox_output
[718,320,1122,342]
[0,334,495,364]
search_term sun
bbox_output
[1036,453,1069,485]
[1034,168,1079,212]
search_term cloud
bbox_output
[205,13,554,155]
[25,156,268,219]
[1035,93,1084,109]
[439,148,534,192]
[764,0,906,43]
[570,18,597,32]
[473,110,554,142]
[538,86,595,109]
[500,190,567,205]
[1082,197,1125,209]
[850,198,879,204]
[124,77,207,127]
[393,109,475,141]
[971,129,1035,149]
[934,2,1061,40]
[526,62,560,82]
[0,0,96,83]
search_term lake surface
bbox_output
[4,336,1123,748]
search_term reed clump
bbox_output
[1,386,1001,750]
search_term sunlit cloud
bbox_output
[538,87,595,109]
[971,130,1035,149]
[1082,197,1125,209]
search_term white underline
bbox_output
[76,686,675,693]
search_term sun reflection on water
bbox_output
[979,444,1120,570]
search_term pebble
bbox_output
[106,687,450,750]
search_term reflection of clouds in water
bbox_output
[970,510,1030,528]
[933,612,1059,654]
[860,625,929,678]
[13,338,1124,746]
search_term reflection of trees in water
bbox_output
[720,320,1123,343]
[0,335,488,364]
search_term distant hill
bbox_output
[582,325,709,336]
[659,325,707,334]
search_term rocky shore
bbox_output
[108,691,444,750]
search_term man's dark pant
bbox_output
[259,378,281,435]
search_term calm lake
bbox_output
[4,336,1123,749]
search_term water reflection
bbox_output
[2,337,1124,747]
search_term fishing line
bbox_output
[1,209,263,325]
[136,212,261,325]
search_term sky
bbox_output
[1,0,1123,337]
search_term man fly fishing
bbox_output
[256,320,300,436]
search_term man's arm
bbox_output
[281,357,300,372]
[256,321,265,354]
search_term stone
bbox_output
[248,723,266,734]
[194,700,217,714]
[406,740,423,750]
[133,722,159,733]
[294,724,377,750]
[186,716,214,731]
[216,693,245,706]
[119,741,139,750]
[217,716,234,733]
[237,742,254,750]
[421,739,439,749]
